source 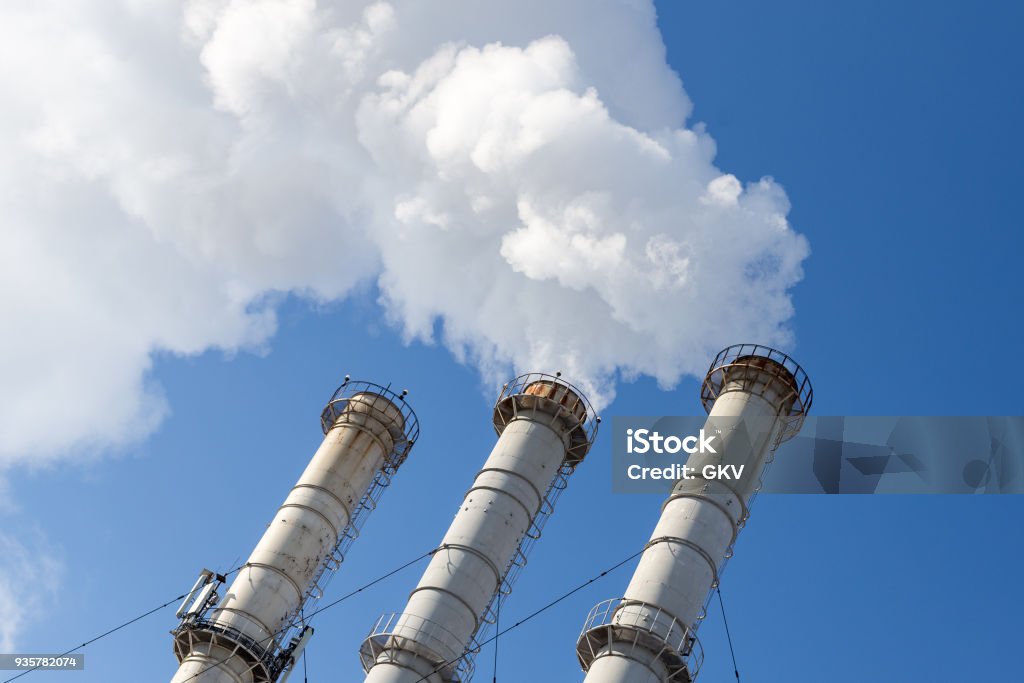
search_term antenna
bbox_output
[169,380,419,683]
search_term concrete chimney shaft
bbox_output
[360,374,598,683]
[170,382,418,683]
[576,345,811,683]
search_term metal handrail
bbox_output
[360,611,478,682]
[577,598,703,682]
[493,372,600,466]
[172,616,282,682]
[700,344,812,441]
[320,378,420,456]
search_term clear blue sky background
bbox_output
[9,2,1023,681]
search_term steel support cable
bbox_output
[4,549,434,683]
[716,587,741,683]
[301,607,309,683]
[405,547,647,683]
[491,599,499,683]
[170,548,436,683]
[0,564,246,683]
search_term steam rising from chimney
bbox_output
[0,0,808,461]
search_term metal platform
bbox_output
[700,344,812,441]
[576,598,703,683]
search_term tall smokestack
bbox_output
[170,379,419,683]
[576,345,812,683]
[360,373,598,683]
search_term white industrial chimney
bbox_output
[359,373,599,683]
[576,345,812,683]
[170,379,419,683]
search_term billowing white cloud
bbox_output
[0,0,808,464]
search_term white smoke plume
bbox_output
[0,0,808,463]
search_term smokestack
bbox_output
[169,379,419,683]
[359,373,598,683]
[576,345,812,683]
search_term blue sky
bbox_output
[4,1,1023,682]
